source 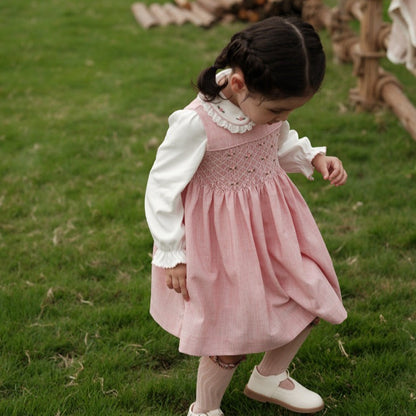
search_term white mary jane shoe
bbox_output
[244,366,324,414]
[187,403,224,416]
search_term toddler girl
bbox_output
[145,16,348,415]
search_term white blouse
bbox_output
[145,94,326,269]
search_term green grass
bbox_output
[1,0,415,414]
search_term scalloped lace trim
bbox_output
[198,94,255,134]
[201,101,255,133]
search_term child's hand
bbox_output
[165,263,189,301]
[312,154,347,186]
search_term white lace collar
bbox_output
[198,69,255,134]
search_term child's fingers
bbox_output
[166,271,189,301]
[171,275,181,292]
[314,158,329,180]
[181,286,190,301]
[318,157,347,186]
[328,166,341,180]
[173,275,189,301]
[320,166,329,180]
[165,275,173,289]
[329,167,348,186]
[326,159,345,183]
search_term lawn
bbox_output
[0,0,415,415]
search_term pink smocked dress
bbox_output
[146,86,347,357]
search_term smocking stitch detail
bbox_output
[192,134,282,192]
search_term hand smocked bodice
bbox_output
[191,132,283,192]
[187,90,284,193]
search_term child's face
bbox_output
[237,94,312,125]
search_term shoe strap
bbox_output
[273,369,291,383]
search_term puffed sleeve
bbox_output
[277,121,326,180]
[145,109,207,268]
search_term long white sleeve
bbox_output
[277,121,326,180]
[145,109,207,268]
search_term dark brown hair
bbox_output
[197,16,326,101]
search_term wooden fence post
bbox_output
[350,0,384,110]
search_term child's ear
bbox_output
[229,72,247,94]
